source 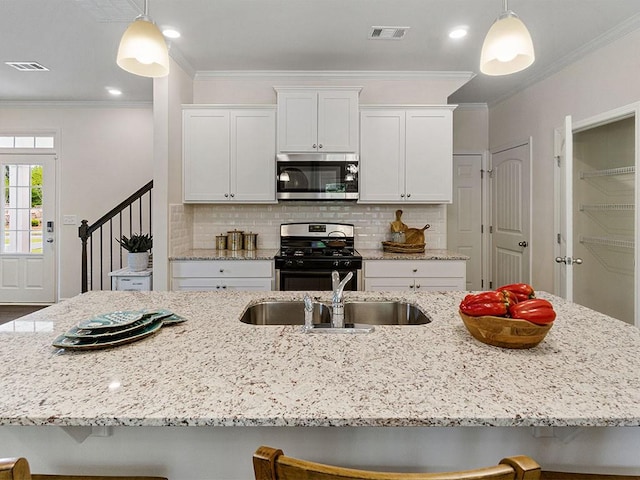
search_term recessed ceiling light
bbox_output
[107,87,122,96]
[162,28,181,39]
[449,27,468,39]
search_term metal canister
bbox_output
[227,230,244,251]
[244,232,258,251]
[215,234,227,250]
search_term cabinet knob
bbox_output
[224,193,229,198]
[318,144,323,149]
[312,144,317,149]
[409,285,414,289]
[412,268,418,273]
[407,193,411,198]
[400,194,405,198]
[230,193,235,198]
[219,269,224,273]
[416,284,421,289]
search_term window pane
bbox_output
[35,136,54,148]
[0,137,14,148]
[14,137,35,148]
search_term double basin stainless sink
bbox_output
[240,300,431,327]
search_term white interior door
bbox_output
[490,141,531,287]
[447,154,483,290]
[0,155,56,303]
[554,116,573,300]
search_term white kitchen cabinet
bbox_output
[182,106,276,203]
[359,106,456,203]
[275,87,360,153]
[364,260,466,291]
[171,260,274,291]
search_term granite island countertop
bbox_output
[1,290,639,428]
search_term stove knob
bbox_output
[343,260,351,268]
[296,259,304,267]
[333,260,340,268]
[285,259,294,267]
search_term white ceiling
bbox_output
[2,0,640,105]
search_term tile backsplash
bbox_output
[170,203,447,254]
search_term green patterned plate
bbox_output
[52,319,163,351]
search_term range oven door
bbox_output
[277,269,358,291]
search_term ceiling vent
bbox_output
[5,62,50,72]
[77,0,141,23]
[369,26,410,40]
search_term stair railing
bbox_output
[78,180,153,293]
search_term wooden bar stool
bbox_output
[0,458,167,480]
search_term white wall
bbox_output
[488,28,640,292]
[0,106,153,299]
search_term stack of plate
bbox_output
[52,309,186,351]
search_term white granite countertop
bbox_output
[358,249,469,260]
[1,290,639,428]
[169,249,467,261]
[170,248,278,260]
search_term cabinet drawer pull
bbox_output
[219,269,224,273]
[412,268,418,273]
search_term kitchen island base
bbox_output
[1,426,639,480]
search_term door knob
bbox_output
[555,256,583,265]
[518,241,528,247]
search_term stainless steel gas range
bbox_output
[274,222,362,291]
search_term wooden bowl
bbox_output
[459,311,552,349]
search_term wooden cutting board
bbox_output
[404,224,430,244]
[390,209,408,233]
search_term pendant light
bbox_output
[480,0,535,76]
[116,0,170,78]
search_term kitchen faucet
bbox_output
[331,270,353,328]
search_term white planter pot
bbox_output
[127,252,149,272]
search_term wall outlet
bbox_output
[63,215,77,225]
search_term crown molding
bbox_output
[195,70,475,81]
[489,12,640,107]
[454,103,488,111]
[0,101,152,108]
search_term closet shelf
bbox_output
[579,165,635,179]
[580,203,635,211]
[580,235,635,249]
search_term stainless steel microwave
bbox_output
[276,153,359,200]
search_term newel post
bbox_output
[78,220,89,293]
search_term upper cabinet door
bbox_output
[183,106,277,204]
[276,88,360,153]
[277,91,318,152]
[317,90,359,152]
[230,109,276,202]
[405,109,453,203]
[183,109,231,202]
[359,109,406,202]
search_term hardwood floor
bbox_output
[0,305,47,325]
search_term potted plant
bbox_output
[116,233,152,272]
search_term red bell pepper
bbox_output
[496,283,536,302]
[460,291,510,317]
[509,299,556,325]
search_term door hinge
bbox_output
[481,225,484,234]
[555,155,561,167]
[557,233,562,244]
[489,225,493,234]
[489,281,493,289]
[481,279,484,288]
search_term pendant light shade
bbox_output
[480,2,535,76]
[116,1,169,78]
